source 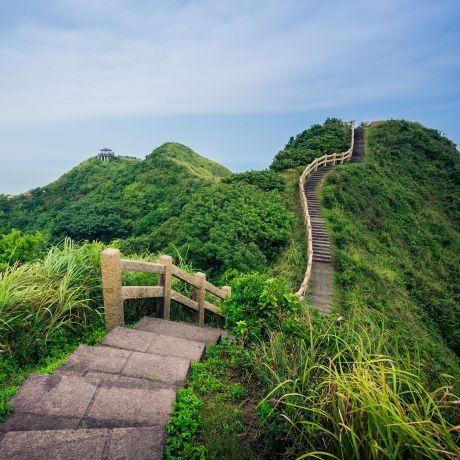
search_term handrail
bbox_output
[101,249,231,331]
[296,121,355,299]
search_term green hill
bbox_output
[322,120,460,376]
[0,143,231,243]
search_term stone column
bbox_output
[100,249,124,331]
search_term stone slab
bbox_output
[107,427,165,460]
[101,327,158,353]
[0,429,107,460]
[147,334,205,361]
[122,351,190,385]
[0,412,80,432]
[11,374,98,418]
[61,345,131,375]
[85,385,176,428]
[134,317,222,344]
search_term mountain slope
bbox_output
[0,143,231,243]
[321,120,460,380]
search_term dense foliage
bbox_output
[322,120,460,370]
[223,169,286,192]
[0,229,46,270]
[270,117,351,171]
[124,183,293,280]
[223,272,302,342]
[0,143,231,243]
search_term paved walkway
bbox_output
[0,317,227,459]
[306,126,365,313]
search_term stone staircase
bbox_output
[306,126,365,313]
[0,317,228,460]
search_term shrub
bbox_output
[223,272,302,342]
[0,229,46,270]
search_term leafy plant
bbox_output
[223,272,302,342]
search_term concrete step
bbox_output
[61,344,191,386]
[313,255,332,262]
[101,327,206,361]
[3,373,176,432]
[134,317,225,344]
[0,427,164,460]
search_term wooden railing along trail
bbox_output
[101,249,231,331]
[296,121,355,299]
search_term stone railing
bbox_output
[101,249,231,331]
[296,121,355,299]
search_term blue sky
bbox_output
[0,0,459,194]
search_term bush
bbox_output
[223,272,302,342]
[0,229,46,270]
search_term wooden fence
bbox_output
[100,249,231,331]
[296,121,355,299]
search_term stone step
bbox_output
[61,344,191,386]
[101,327,206,361]
[313,255,332,262]
[134,317,224,344]
[4,373,176,432]
[0,427,164,460]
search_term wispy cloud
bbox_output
[0,0,458,122]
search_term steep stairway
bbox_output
[0,317,228,460]
[306,126,364,313]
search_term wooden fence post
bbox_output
[192,272,206,326]
[157,255,173,320]
[101,248,124,331]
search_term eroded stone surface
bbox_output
[11,374,98,418]
[134,317,222,343]
[0,429,107,460]
[101,327,158,353]
[61,345,131,375]
[107,427,165,460]
[85,385,176,428]
[122,352,190,384]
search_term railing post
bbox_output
[333,152,337,165]
[101,249,124,331]
[192,272,206,326]
[157,255,172,320]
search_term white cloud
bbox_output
[0,0,458,122]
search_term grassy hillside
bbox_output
[0,143,231,243]
[322,120,460,379]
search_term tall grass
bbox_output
[256,310,460,459]
[0,239,104,362]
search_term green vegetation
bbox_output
[223,169,286,192]
[165,341,259,460]
[270,118,351,172]
[139,183,293,280]
[1,118,459,458]
[322,120,460,372]
[0,239,104,362]
[0,143,231,243]
[0,228,46,270]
